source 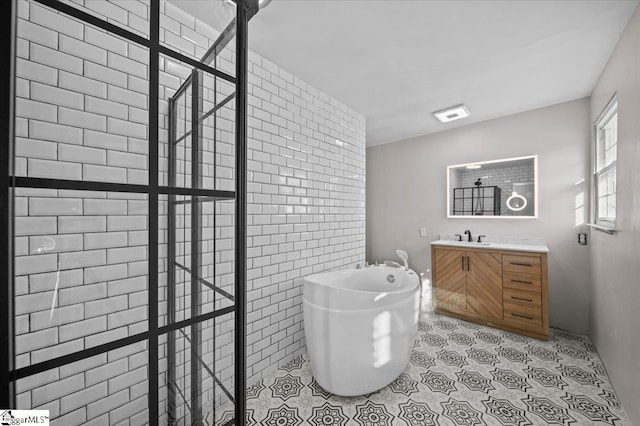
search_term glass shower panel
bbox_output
[161,17,240,418]
[56,0,150,37]
[16,341,149,425]
[159,54,193,188]
[14,3,150,186]
[212,311,236,426]
[8,0,252,423]
[158,317,234,425]
[162,68,236,191]
[13,189,149,369]
[159,195,231,326]
[159,196,235,421]
[199,79,237,193]
[200,72,236,192]
[215,200,236,311]
[160,0,236,75]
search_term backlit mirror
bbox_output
[447,155,538,218]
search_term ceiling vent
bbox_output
[433,104,470,123]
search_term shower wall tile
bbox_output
[14,0,365,422]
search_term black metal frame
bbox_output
[3,0,258,423]
[453,186,502,216]
[1,0,16,411]
[165,4,247,420]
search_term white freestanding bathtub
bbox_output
[303,265,420,396]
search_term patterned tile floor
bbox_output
[220,292,630,425]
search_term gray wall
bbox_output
[366,98,591,333]
[589,5,640,425]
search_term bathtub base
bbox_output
[304,293,419,396]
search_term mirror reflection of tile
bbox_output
[449,157,535,217]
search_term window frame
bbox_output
[592,95,618,230]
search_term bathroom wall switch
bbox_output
[578,233,587,245]
[420,227,427,237]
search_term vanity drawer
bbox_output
[504,288,541,308]
[504,288,542,329]
[503,254,541,274]
[503,271,541,292]
[504,307,542,330]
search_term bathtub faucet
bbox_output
[396,249,409,271]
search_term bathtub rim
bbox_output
[302,287,419,313]
[303,266,420,296]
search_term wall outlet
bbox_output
[420,227,427,237]
[578,233,588,245]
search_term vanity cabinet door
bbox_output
[466,251,503,319]
[434,248,467,314]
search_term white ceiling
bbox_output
[175,0,639,146]
[249,0,638,146]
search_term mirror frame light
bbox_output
[446,154,538,219]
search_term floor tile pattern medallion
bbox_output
[220,313,630,425]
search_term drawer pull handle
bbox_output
[510,262,533,267]
[511,279,533,284]
[511,313,533,320]
[512,296,533,302]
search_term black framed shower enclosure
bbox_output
[1,0,258,423]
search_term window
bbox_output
[593,96,618,229]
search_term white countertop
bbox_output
[431,239,549,253]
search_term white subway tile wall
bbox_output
[14,0,365,423]
[244,59,366,384]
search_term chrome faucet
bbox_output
[464,230,472,242]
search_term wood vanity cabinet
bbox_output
[432,248,467,314]
[432,245,549,340]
